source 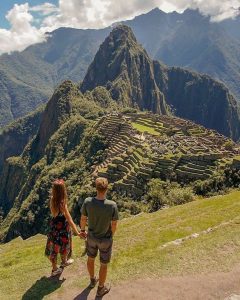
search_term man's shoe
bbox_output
[96,283,111,297]
[89,277,98,289]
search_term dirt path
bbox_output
[50,264,240,300]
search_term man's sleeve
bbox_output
[81,200,88,217]
[112,204,119,221]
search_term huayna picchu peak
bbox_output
[81,25,169,115]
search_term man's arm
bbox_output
[80,214,88,239]
[111,204,119,236]
[80,214,87,231]
[80,200,88,239]
[111,220,118,236]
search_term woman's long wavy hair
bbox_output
[50,179,68,217]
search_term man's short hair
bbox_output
[95,177,108,192]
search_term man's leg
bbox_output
[99,263,108,287]
[97,239,112,296]
[86,236,98,288]
[87,256,95,279]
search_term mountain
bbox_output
[1,26,240,242]
[81,25,169,114]
[1,8,240,127]
[81,25,240,140]
[0,28,109,127]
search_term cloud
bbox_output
[174,0,240,22]
[0,3,45,54]
[0,0,239,54]
[102,0,240,23]
[42,0,111,29]
[30,2,59,16]
[42,0,240,30]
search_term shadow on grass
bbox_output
[22,275,65,300]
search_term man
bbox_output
[80,177,119,297]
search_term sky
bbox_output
[0,0,239,54]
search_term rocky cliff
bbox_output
[153,62,240,140]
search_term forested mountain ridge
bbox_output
[0,28,109,127]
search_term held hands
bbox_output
[78,230,87,240]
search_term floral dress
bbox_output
[45,212,72,262]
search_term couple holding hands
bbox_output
[45,177,119,297]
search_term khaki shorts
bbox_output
[86,235,113,264]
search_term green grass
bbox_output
[132,122,160,135]
[1,191,240,299]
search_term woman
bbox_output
[45,179,80,276]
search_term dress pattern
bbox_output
[45,213,72,261]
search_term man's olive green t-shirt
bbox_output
[81,197,119,239]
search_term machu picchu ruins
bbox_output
[92,112,240,198]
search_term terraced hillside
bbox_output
[93,112,240,198]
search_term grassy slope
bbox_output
[1,191,240,299]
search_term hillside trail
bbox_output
[49,261,240,300]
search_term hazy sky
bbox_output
[0,0,239,54]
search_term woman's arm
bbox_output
[63,204,80,236]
